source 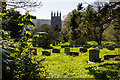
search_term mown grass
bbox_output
[29,41,120,79]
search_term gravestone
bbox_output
[61,45,69,48]
[69,45,74,47]
[65,47,70,53]
[28,48,37,55]
[113,44,119,48]
[104,55,120,60]
[102,45,106,48]
[42,51,51,56]
[92,45,97,48]
[53,42,55,46]
[107,45,115,50]
[80,48,87,53]
[67,52,79,56]
[83,44,91,48]
[56,42,58,45]
[89,48,100,62]
[52,48,60,53]
[114,44,118,48]
[98,45,103,49]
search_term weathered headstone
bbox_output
[113,44,119,48]
[61,45,69,48]
[56,42,58,45]
[102,45,106,48]
[98,45,103,49]
[75,45,80,47]
[107,45,115,50]
[83,44,91,48]
[65,47,70,53]
[28,48,37,55]
[104,55,120,60]
[92,45,97,48]
[52,48,60,53]
[67,52,79,56]
[80,48,87,53]
[53,42,55,46]
[69,45,74,47]
[42,51,51,56]
[89,48,100,62]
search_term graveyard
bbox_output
[1,0,120,80]
[3,39,119,79]
[30,41,120,78]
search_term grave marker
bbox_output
[65,47,70,53]
[107,45,115,50]
[98,45,103,49]
[42,51,51,56]
[80,48,87,53]
[52,48,60,53]
[89,48,100,62]
[104,55,120,60]
[67,52,79,56]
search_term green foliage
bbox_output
[32,32,50,47]
[2,37,47,80]
[2,10,23,38]
[67,3,88,45]
[18,12,36,27]
[34,24,62,43]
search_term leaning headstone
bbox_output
[52,48,60,53]
[65,47,70,53]
[28,48,37,55]
[107,45,115,50]
[42,51,51,56]
[89,48,100,62]
[80,48,87,53]
[67,52,79,56]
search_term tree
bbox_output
[110,3,120,44]
[33,24,62,44]
[67,3,88,45]
[2,0,37,38]
[2,10,23,38]
[100,1,120,44]
[61,13,71,42]
[84,2,113,45]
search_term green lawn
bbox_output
[29,42,120,79]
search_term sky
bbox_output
[16,0,109,20]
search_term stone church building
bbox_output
[51,11,62,31]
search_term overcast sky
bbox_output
[16,0,109,20]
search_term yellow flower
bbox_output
[25,11,29,15]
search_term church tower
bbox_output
[51,11,62,31]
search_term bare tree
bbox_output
[2,0,42,11]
